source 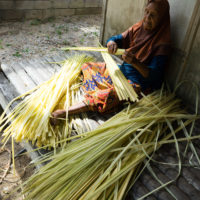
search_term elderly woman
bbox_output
[51,0,171,124]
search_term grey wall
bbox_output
[166,1,200,113]
[101,0,200,113]
[0,0,103,20]
[177,19,200,113]
[100,0,146,44]
[169,0,196,49]
[166,0,197,87]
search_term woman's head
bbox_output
[143,0,170,31]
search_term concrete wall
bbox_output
[0,0,103,20]
[176,15,200,113]
[166,1,200,113]
[169,0,196,49]
[100,0,146,44]
[166,0,197,85]
[101,0,200,113]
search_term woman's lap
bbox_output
[81,62,141,113]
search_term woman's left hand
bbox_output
[122,51,150,78]
[122,51,138,65]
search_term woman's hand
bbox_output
[122,51,138,65]
[107,41,118,54]
[122,51,150,78]
[50,109,66,126]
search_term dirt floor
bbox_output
[0,136,35,200]
[0,15,101,64]
[0,14,101,200]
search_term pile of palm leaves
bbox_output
[63,46,138,102]
[0,46,138,149]
[0,55,94,148]
[21,90,198,200]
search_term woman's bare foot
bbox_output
[50,109,66,126]
[50,102,90,126]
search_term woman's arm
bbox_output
[50,102,90,125]
[107,34,123,48]
[122,51,168,82]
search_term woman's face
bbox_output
[143,3,161,31]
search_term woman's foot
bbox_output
[50,102,90,126]
[50,109,66,126]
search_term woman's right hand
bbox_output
[107,41,118,54]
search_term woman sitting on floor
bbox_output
[51,0,171,125]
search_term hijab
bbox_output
[122,0,171,64]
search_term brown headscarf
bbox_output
[122,0,171,64]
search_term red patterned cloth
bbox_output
[81,62,140,113]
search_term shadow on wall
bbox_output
[165,44,200,114]
[165,48,186,89]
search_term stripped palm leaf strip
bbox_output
[62,46,125,56]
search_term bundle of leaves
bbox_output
[21,90,198,200]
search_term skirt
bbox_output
[81,62,141,113]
